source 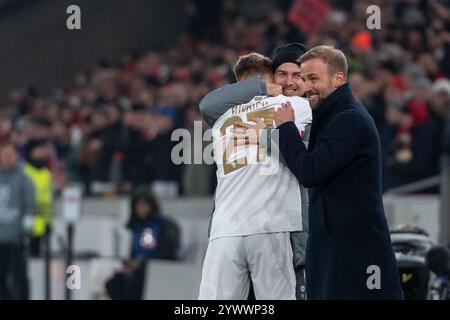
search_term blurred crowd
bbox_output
[1,0,450,196]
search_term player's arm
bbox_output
[198,75,266,127]
[277,109,362,188]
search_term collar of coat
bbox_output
[312,82,352,117]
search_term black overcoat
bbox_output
[277,83,403,299]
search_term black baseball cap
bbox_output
[271,43,308,72]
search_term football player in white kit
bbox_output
[198,52,311,299]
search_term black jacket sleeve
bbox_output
[277,111,362,188]
[198,76,266,127]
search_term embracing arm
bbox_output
[199,75,266,127]
[277,111,362,187]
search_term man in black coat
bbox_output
[272,45,403,299]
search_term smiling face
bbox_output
[300,58,344,109]
[273,62,304,97]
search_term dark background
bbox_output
[0,0,184,102]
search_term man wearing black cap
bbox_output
[198,43,310,300]
[271,43,308,97]
[200,43,308,128]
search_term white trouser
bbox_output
[198,232,296,300]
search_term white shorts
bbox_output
[198,232,296,300]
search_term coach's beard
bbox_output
[306,91,320,109]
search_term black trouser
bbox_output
[0,242,29,300]
[247,266,307,300]
[295,265,307,300]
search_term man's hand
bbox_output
[231,118,267,146]
[274,102,295,127]
[266,83,282,96]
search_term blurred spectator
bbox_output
[77,109,111,195]
[23,140,53,257]
[0,142,35,300]
[105,188,180,300]
[381,102,440,192]
[0,111,12,144]
[431,79,450,154]
[7,86,35,122]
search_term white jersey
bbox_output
[210,95,312,240]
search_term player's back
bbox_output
[210,95,311,240]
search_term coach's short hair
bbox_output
[298,45,348,80]
[233,52,272,81]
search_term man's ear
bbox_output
[333,72,345,87]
